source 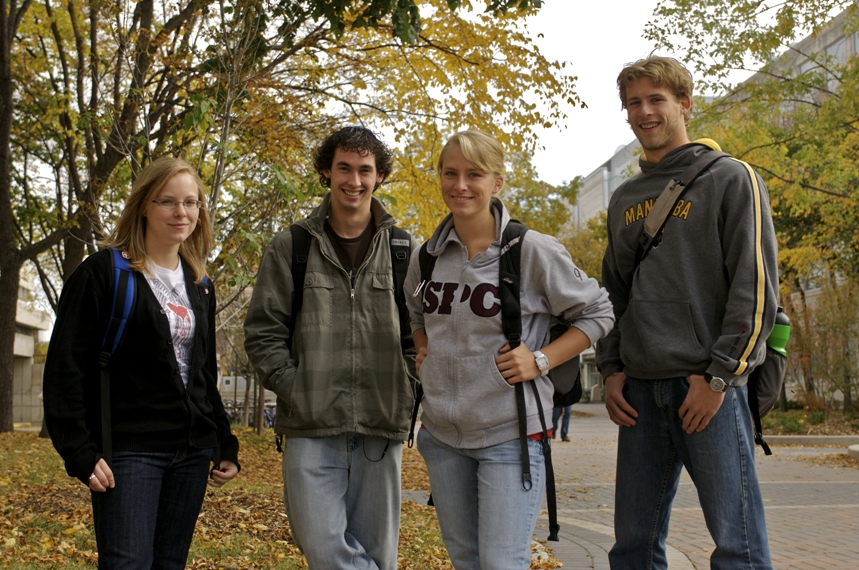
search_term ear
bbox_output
[493,175,504,194]
[679,95,692,115]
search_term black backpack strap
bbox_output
[500,220,560,541]
[288,225,313,350]
[389,226,414,353]
[530,381,560,541]
[635,150,730,268]
[748,370,772,455]
[499,222,529,485]
[408,242,436,449]
[99,248,136,466]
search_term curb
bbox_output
[766,435,859,447]
[848,445,859,459]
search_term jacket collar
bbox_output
[300,192,396,238]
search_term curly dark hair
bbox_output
[313,126,393,189]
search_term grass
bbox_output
[1,428,559,569]
[761,408,859,436]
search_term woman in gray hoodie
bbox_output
[405,130,614,569]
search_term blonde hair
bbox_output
[101,157,213,283]
[617,55,694,125]
[438,130,505,177]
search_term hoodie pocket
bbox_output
[620,299,707,370]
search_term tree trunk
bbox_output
[0,260,24,431]
[255,375,264,436]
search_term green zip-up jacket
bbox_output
[243,194,417,440]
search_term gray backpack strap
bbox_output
[635,150,730,268]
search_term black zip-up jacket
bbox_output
[43,249,239,484]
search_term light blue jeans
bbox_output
[610,377,773,570]
[281,434,401,570]
[417,428,546,570]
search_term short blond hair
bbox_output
[101,157,213,283]
[438,130,505,177]
[617,55,694,125]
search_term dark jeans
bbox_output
[552,405,571,439]
[91,447,213,570]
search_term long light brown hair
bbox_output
[100,157,213,283]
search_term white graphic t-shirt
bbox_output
[147,260,196,388]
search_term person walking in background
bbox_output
[243,126,416,570]
[407,129,614,569]
[597,55,778,570]
[552,405,572,442]
[43,157,240,569]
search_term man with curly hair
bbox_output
[245,126,416,569]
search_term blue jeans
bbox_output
[552,405,571,439]
[281,434,402,570]
[91,447,213,570]
[610,377,772,570]
[417,428,546,570]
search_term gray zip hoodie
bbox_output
[405,198,614,449]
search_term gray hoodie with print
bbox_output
[404,198,614,449]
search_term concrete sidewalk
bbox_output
[536,403,859,569]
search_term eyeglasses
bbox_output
[151,199,204,210]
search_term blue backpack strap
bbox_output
[98,248,136,466]
[102,249,135,354]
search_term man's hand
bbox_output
[495,343,540,384]
[679,374,725,434]
[208,460,239,488]
[605,373,638,427]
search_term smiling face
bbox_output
[624,76,691,164]
[143,172,200,255]
[322,148,384,219]
[439,143,503,222]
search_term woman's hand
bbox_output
[88,458,115,492]
[416,346,428,377]
[208,460,239,487]
[495,343,540,384]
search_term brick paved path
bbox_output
[538,403,859,569]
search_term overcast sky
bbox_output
[524,0,662,185]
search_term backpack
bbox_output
[747,307,790,455]
[286,224,414,352]
[408,220,581,542]
[99,248,212,465]
[635,149,788,455]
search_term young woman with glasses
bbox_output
[43,156,239,569]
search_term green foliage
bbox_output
[560,212,608,284]
[503,151,579,237]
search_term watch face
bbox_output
[709,377,727,392]
[535,352,550,373]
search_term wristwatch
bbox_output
[704,372,727,392]
[533,351,550,375]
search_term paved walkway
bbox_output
[535,403,859,569]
